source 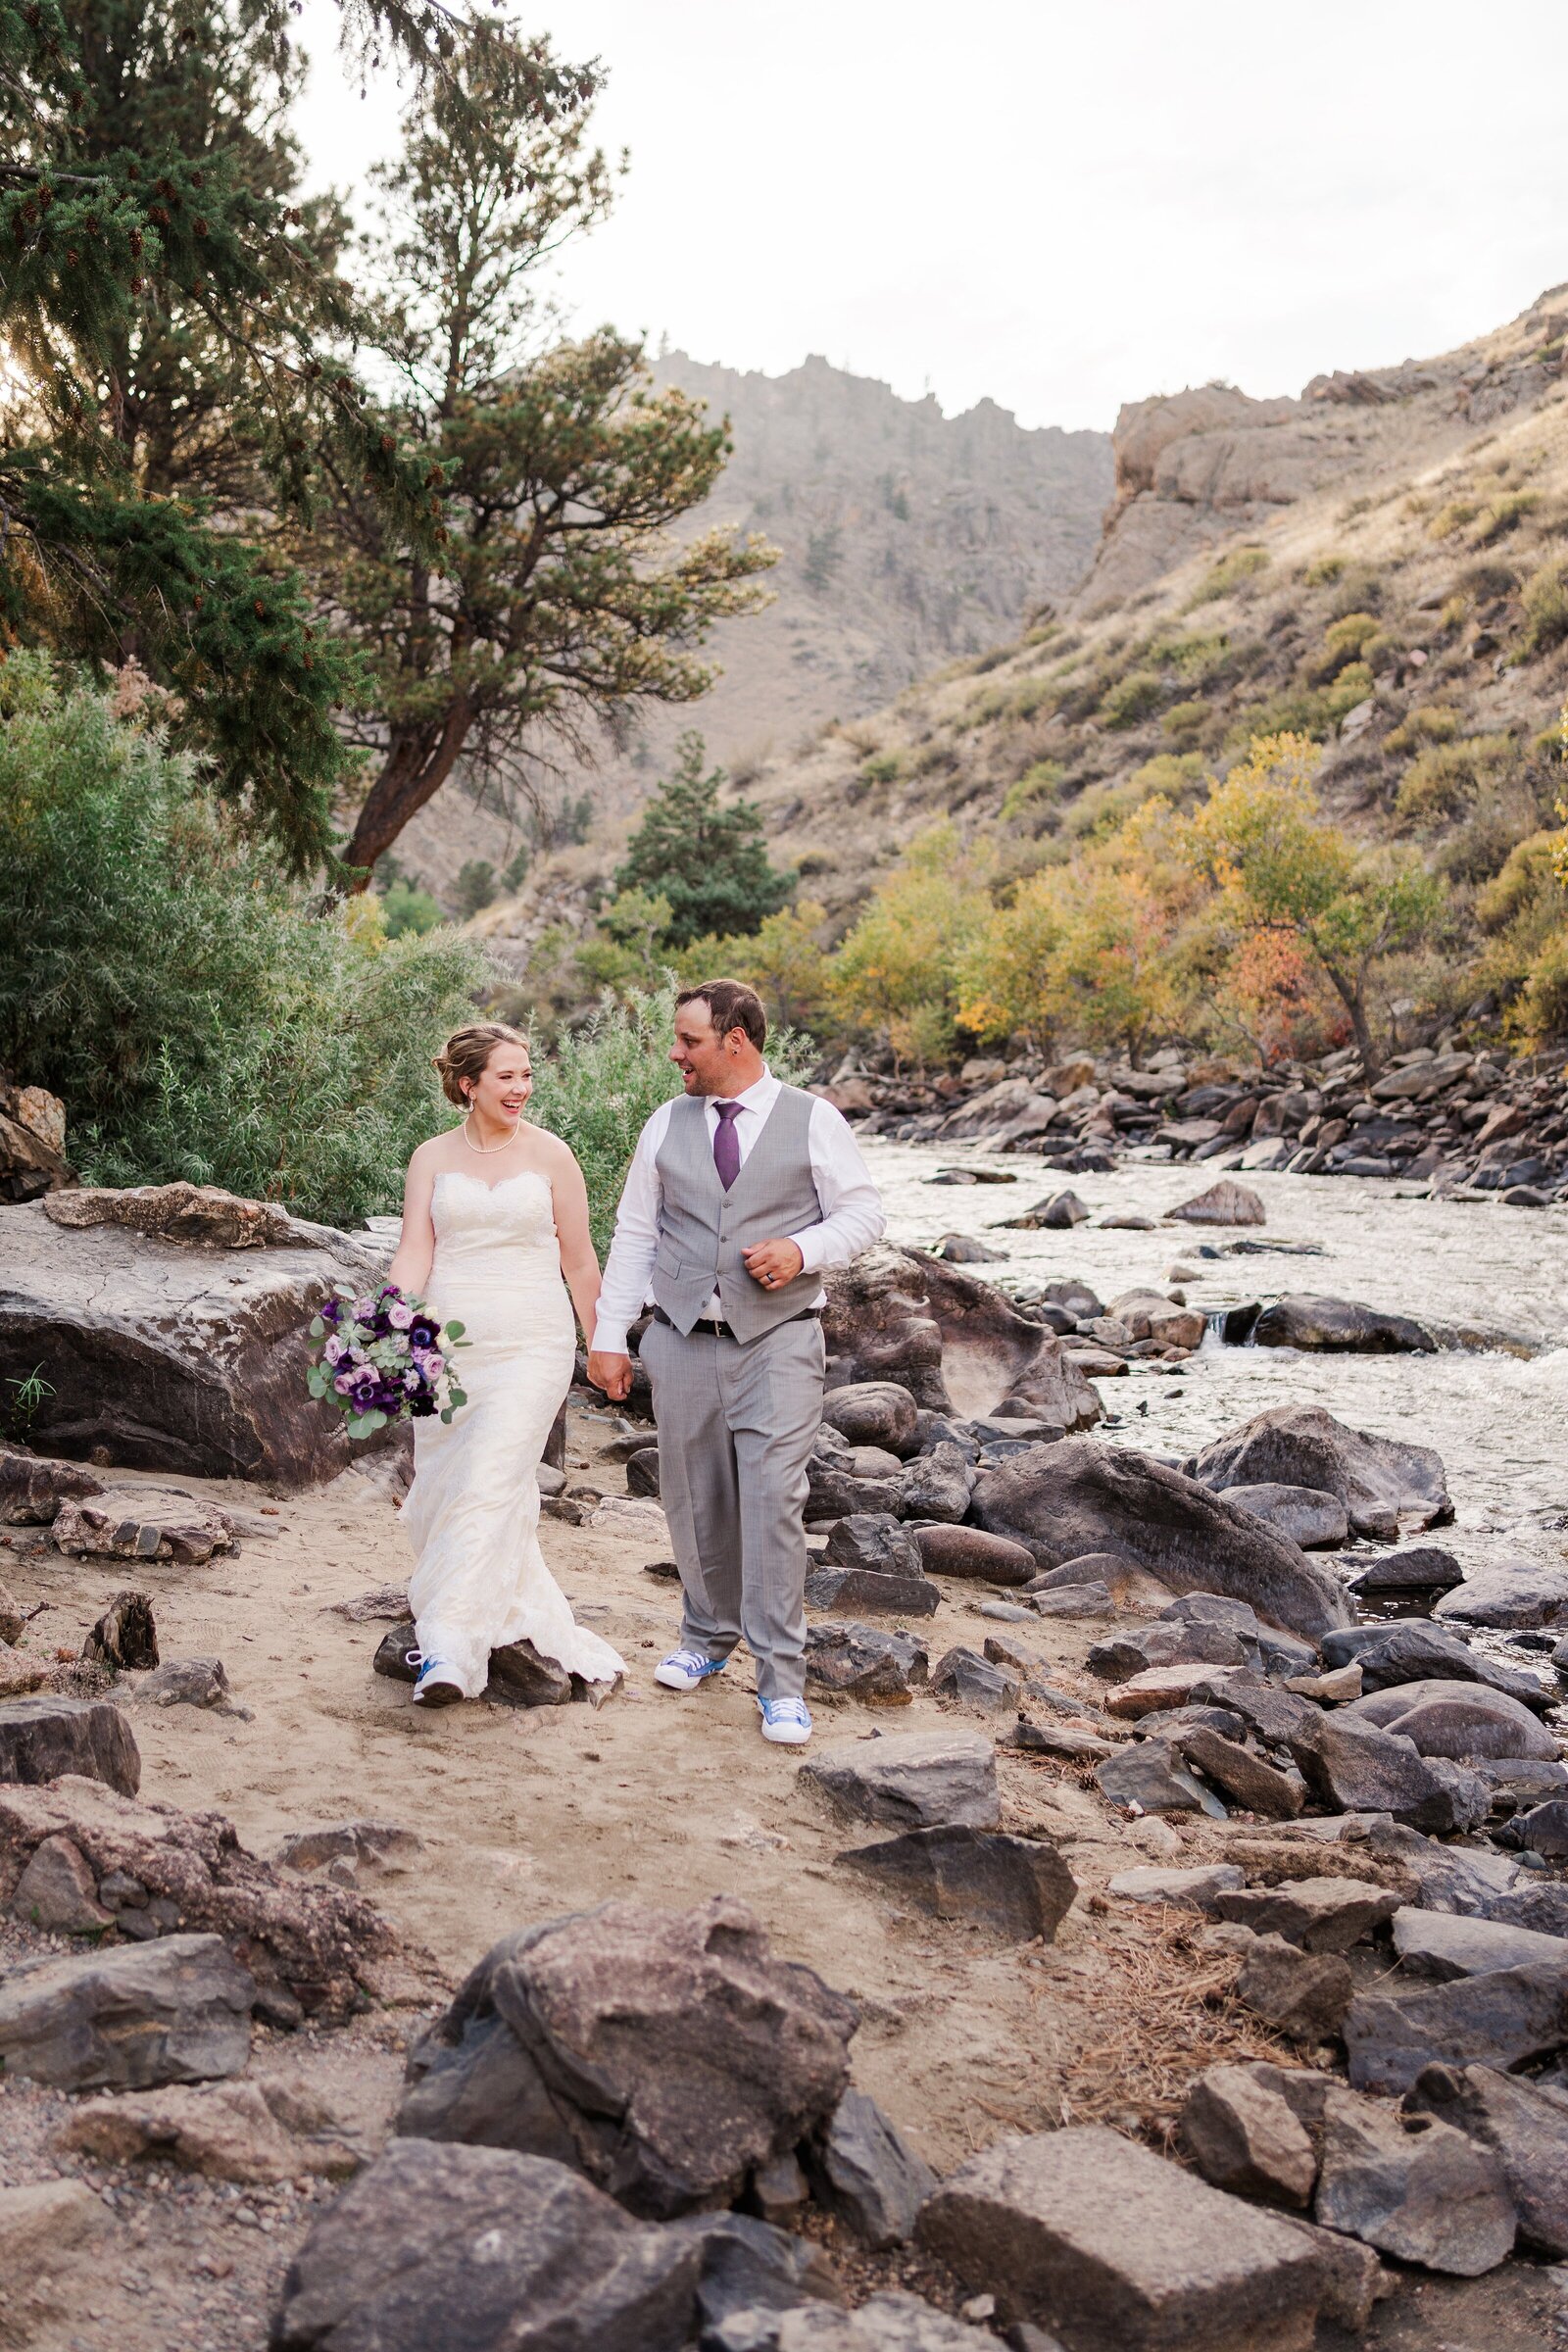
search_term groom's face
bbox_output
[671,1003,732,1096]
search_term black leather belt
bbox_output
[651,1303,823,1341]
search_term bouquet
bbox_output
[307,1282,467,1440]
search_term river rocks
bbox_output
[0,1195,394,1487]
[58,2076,359,2183]
[0,1931,254,2088]
[80,1588,159,1673]
[1390,1907,1568,1979]
[0,1443,100,1524]
[1211,1877,1398,1952]
[1096,1739,1227,1820]
[1344,1961,1568,2094]
[53,1487,233,1566]
[1343,1679,1559,1762]
[671,2209,844,2331]
[819,1384,921,1457]
[1028,1580,1115,1619]
[929,1646,1022,1713]
[1345,1544,1464,1599]
[1435,1559,1568,1631]
[911,1530,1034,1592]
[1001,1189,1089,1231]
[1513,1798,1568,1857]
[1325,1620,1550,1710]
[1288,1711,1487,1833]
[1235,1935,1354,2042]
[1250,1296,1437,1353]
[935,1233,1005,1263]
[897,1444,974,1523]
[0,1774,398,2020]
[1175,1728,1305,1819]
[1404,2062,1568,2256]
[822,1515,921,1579]
[0,1693,140,1795]
[1103,1661,1239,1716]
[801,1730,1001,1831]
[1167,1180,1265,1226]
[1186,1404,1451,1539]
[1108,1862,1245,1909]
[1222,1485,1348,1549]
[1106,1289,1206,1349]
[805,1568,941,1618]
[397,1897,856,2219]
[917,2122,1330,2351]
[1315,2090,1516,2277]
[804,1624,928,1702]
[271,2138,703,2351]
[804,2088,935,2248]
[970,1439,1348,1639]
[272,1821,422,1882]
[1178,2064,1317,2207]
[837,1823,1077,1940]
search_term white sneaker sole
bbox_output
[760,1718,811,1745]
[654,1663,722,1692]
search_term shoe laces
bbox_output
[666,1649,715,1676]
[763,1696,810,1725]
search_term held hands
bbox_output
[743,1239,806,1293]
[587,1350,634,1401]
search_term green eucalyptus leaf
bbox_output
[443,1319,466,1341]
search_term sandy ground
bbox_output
[1,1396,1565,2350]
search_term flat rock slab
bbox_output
[1212,1877,1399,1954]
[1435,1561,1568,1631]
[53,1488,233,1566]
[804,1568,941,1618]
[134,1656,229,1710]
[1096,1739,1228,1820]
[58,2078,358,2184]
[1235,1935,1354,2043]
[1178,2063,1316,2207]
[805,1624,928,1702]
[800,1730,1000,1832]
[270,2138,702,2351]
[1406,2060,1568,2257]
[836,1823,1077,1941]
[916,2121,1328,2352]
[1344,1961,1568,2095]
[1325,1620,1550,1711]
[0,1694,140,1796]
[1222,1483,1348,1549]
[1107,1863,1245,1910]
[1006,1718,1114,1763]
[0,1445,101,1527]
[1027,1580,1114,1619]
[1314,2088,1515,2276]
[1391,1906,1568,1980]
[0,1931,253,2089]
[1176,1727,1304,1820]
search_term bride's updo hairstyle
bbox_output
[433,1021,531,1108]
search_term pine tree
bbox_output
[615,731,793,949]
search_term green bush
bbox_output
[1001,760,1066,821]
[1303,554,1347,585]
[1521,560,1568,656]
[380,879,444,937]
[1099,668,1164,730]
[1396,733,1517,825]
[858,751,905,786]
[0,660,492,1227]
[454,859,498,918]
[1190,545,1269,604]
[1163,698,1210,739]
[1474,490,1539,544]
[1382,706,1461,758]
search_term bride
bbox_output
[386,1021,625,1708]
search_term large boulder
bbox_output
[835,1824,1077,1941]
[1167,1180,1265,1226]
[1287,1712,1487,1833]
[1344,1963,1568,2095]
[800,1730,1000,1832]
[1341,1680,1559,1763]
[271,2139,703,2352]
[0,1194,392,1488]
[822,1247,1102,1428]
[969,1439,1349,1638]
[1251,1296,1438,1353]
[1435,1560,1568,1631]
[1313,2087,1515,2276]
[1405,2062,1568,2257]
[916,2122,1331,2351]
[1185,1405,1451,1539]
[0,1932,254,2089]
[397,1897,857,2220]
[0,1694,140,1795]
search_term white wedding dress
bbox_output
[400,1169,625,1699]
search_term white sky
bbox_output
[296,0,1568,434]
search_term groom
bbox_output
[587,980,884,1744]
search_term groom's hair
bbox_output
[676,978,766,1050]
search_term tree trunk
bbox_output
[341,705,474,887]
[1330,974,1381,1080]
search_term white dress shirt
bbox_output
[592,1067,885,1353]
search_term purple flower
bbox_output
[409,1316,438,1348]
[388,1301,414,1331]
[332,1370,358,1396]
[322,1336,346,1365]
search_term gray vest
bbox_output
[651,1086,822,1343]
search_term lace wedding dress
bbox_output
[400,1169,625,1699]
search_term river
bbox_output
[866,1139,1568,1592]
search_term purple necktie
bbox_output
[713,1100,743,1190]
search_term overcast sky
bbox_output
[296,0,1568,434]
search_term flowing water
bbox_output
[866,1138,1568,1590]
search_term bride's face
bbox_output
[467,1046,533,1125]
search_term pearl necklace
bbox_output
[461,1110,522,1156]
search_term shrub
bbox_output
[1382,706,1462,758]
[1303,554,1347,585]
[1428,499,1481,540]
[454,859,498,919]
[1521,561,1568,656]
[1099,668,1164,729]
[1512,930,1568,1045]
[1473,491,1540,544]
[675,902,833,1037]
[1190,545,1269,605]
[1396,733,1517,825]
[0,660,493,1227]
[1163,699,1210,739]
[828,824,991,1066]
[859,751,905,786]
[1306,611,1379,682]
[381,879,444,937]
[1001,760,1067,821]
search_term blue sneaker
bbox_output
[654,1648,727,1693]
[759,1696,812,1746]
[407,1649,463,1707]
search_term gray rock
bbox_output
[804,1625,928,1702]
[1186,1671,1317,1750]
[272,1821,421,1879]
[486,1639,573,1708]
[1001,1189,1089,1230]
[1404,2061,1568,2256]
[1005,1718,1114,1763]
[0,1932,253,2089]
[1345,1962,1568,2094]
[970,1438,1350,1640]
[935,1233,1005,1263]
[0,1443,101,1526]
[669,2211,842,2331]
[1028,1581,1116,1620]
[1235,1935,1353,2043]
[625,1446,660,1498]
[1513,1798,1568,1857]
[822,1515,923,1578]
[836,1823,1077,1941]
[270,2138,701,2351]
[9,1833,112,1933]
[1088,1621,1252,1683]
[0,1693,139,1795]
[910,1525,1036,1586]
[1212,1876,1398,1952]
[1326,1621,1551,1711]
[1345,1544,1463,1599]
[1176,1728,1304,1820]
[819,1384,920,1457]
[371,1627,417,1683]
[1435,1560,1568,1631]
[135,1656,228,1710]
[1313,2087,1516,2275]
[898,1445,974,1524]
[1391,1906,1568,1980]
[1220,1484,1348,1549]
[397,1897,856,2219]
[801,1730,1001,1832]
[930,1645,1022,1713]
[1107,1863,1245,1910]
[1343,1679,1559,1763]
[1185,1404,1451,1539]
[804,2087,936,2248]
[1095,1739,1227,1820]
[1030,1551,1139,1594]
[81,1589,159,1671]
[1287,1711,1487,1833]
[917,2122,1331,2351]
[1251,1295,1437,1354]
[1178,2063,1316,2206]
[54,1486,232,1566]
[1168,1180,1266,1226]
[804,1568,941,1619]
[1161,1592,1317,1680]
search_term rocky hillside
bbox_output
[398,350,1111,904]
[719,286,1568,934]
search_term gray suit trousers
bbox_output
[638,1313,825,1704]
